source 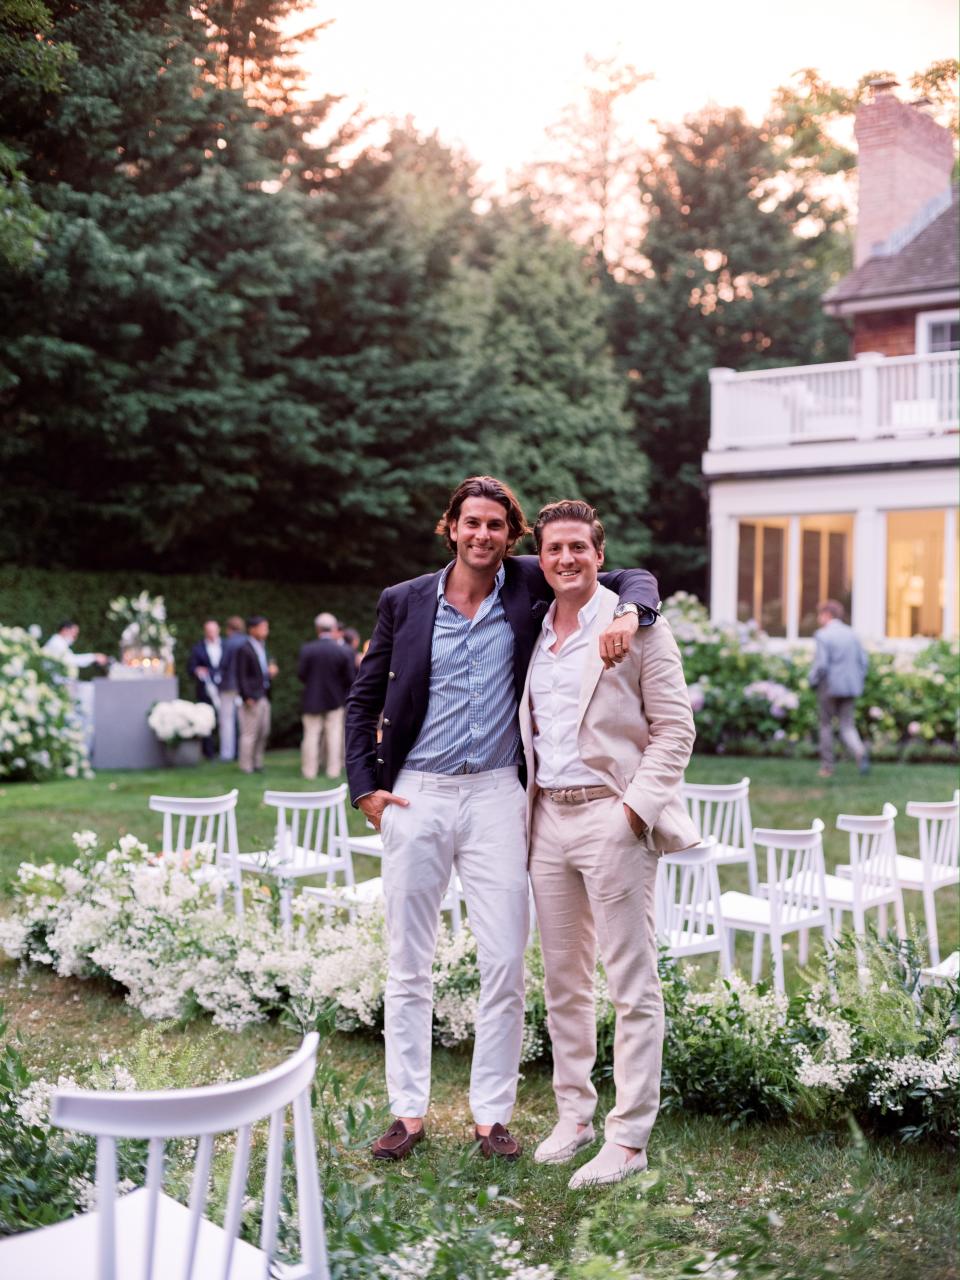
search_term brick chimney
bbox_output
[853,80,955,266]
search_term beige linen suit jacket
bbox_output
[519,584,700,853]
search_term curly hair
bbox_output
[435,476,531,553]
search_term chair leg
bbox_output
[771,931,786,995]
[877,902,888,938]
[751,931,763,984]
[719,929,732,977]
[922,885,940,966]
[280,884,293,941]
[798,927,809,966]
[893,889,907,942]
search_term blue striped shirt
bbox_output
[405,563,521,775]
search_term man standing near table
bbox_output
[186,619,223,760]
[298,612,355,779]
[218,616,247,762]
[521,499,697,1188]
[236,615,277,774]
[345,475,660,1164]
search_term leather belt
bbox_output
[541,784,616,806]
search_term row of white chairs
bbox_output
[148,778,958,986]
[654,780,959,990]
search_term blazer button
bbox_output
[388,671,396,679]
[376,757,384,765]
[383,718,390,726]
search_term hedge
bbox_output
[0,566,381,747]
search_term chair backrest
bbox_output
[836,803,898,899]
[655,838,722,951]
[265,786,350,874]
[681,777,753,854]
[148,790,242,916]
[905,790,960,876]
[51,1034,327,1280]
[753,820,827,924]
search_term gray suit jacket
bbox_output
[809,619,868,698]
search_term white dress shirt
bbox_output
[205,638,222,670]
[42,633,99,669]
[529,587,607,789]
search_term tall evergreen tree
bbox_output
[609,107,849,593]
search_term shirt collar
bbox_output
[437,561,506,603]
[542,584,601,638]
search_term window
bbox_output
[916,309,960,355]
[798,515,854,636]
[886,510,945,638]
[737,519,788,636]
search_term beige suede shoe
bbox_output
[533,1119,596,1165]
[567,1141,647,1189]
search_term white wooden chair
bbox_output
[682,777,757,891]
[716,820,833,994]
[837,790,959,966]
[823,805,906,942]
[0,1033,329,1280]
[235,787,357,937]
[655,838,731,974]
[148,789,243,918]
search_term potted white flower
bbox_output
[148,699,216,766]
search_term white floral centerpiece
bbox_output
[107,591,176,674]
[0,625,93,782]
[148,699,215,766]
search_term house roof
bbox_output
[823,187,959,310]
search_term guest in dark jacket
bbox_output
[217,616,246,762]
[298,613,356,779]
[186,619,222,759]
[235,616,277,773]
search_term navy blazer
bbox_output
[186,639,222,703]
[345,556,659,804]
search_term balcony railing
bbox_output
[708,352,959,451]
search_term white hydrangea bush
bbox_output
[148,699,216,743]
[0,625,92,781]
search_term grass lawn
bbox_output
[0,753,957,1277]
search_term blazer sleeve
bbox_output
[621,620,696,833]
[345,589,396,804]
[186,642,204,679]
[808,634,826,688]
[512,556,660,624]
[235,644,257,701]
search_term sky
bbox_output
[294,0,958,188]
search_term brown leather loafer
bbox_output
[372,1119,424,1161]
[475,1122,522,1160]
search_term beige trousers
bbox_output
[238,697,271,772]
[300,707,345,779]
[529,792,663,1150]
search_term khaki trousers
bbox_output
[238,697,271,772]
[300,707,345,779]
[529,792,663,1150]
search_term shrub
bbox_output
[665,593,958,761]
[0,626,92,782]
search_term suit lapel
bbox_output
[576,587,618,730]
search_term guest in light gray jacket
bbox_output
[808,600,869,778]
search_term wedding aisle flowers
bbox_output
[1,833,956,1139]
[107,591,176,665]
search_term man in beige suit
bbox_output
[520,500,698,1188]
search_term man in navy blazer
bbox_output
[345,475,660,1165]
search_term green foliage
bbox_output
[607,107,850,593]
[0,565,379,746]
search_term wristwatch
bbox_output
[613,603,640,619]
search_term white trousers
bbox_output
[219,690,239,761]
[380,766,529,1123]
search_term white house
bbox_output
[703,83,958,643]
